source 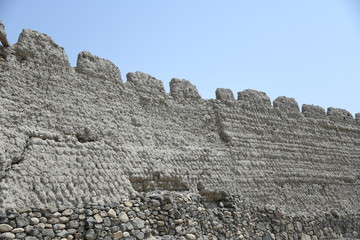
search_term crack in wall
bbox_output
[213,105,231,143]
[0,136,32,182]
[11,136,31,165]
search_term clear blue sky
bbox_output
[1,0,360,114]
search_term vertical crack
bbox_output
[213,105,231,143]
[12,136,32,165]
[1,136,32,182]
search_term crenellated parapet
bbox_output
[302,104,326,119]
[327,107,354,122]
[215,88,235,102]
[75,51,122,84]
[0,24,358,124]
[237,89,272,108]
[273,96,300,113]
[14,29,70,70]
[169,78,201,100]
[124,71,165,97]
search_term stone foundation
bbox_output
[0,192,359,240]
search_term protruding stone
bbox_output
[85,229,97,240]
[185,233,196,240]
[15,216,29,228]
[118,212,129,223]
[126,71,165,96]
[124,201,133,207]
[41,229,55,238]
[67,220,80,229]
[0,223,13,232]
[59,216,69,223]
[30,217,39,225]
[61,209,73,216]
[162,203,172,211]
[11,228,24,233]
[132,217,145,229]
[216,88,235,101]
[75,51,122,84]
[327,107,353,122]
[113,231,123,240]
[170,78,201,100]
[300,233,311,240]
[24,236,37,240]
[0,232,15,239]
[107,209,117,218]
[94,214,103,223]
[302,104,326,119]
[273,96,299,113]
[237,89,271,107]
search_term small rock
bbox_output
[123,231,130,237]
[42,228,55,238]
[85,229,97,240]
[0,232,15,239]
[111,218,121,227]
[11,227,24,233]
[286,223,294,231]
[134,230,145,239]
[53,212,62,218]
[121,222,134,231]
[94,214,103,223]
[59,216,69,223]
[37,223,45,231]
[262,232,272,240]
[30,217,39,225]
[119,212,129,223]
[53,223,66,230]
[185,233,196,240]
[301,233,311,240]
[257,222,267,232]
[68,220,80,229]
[295,221,303,232]
[84,209,93,216]
[16,216,29,228]
[107,209,117,218]
[124,201,133,207]
[0,223,13,232]
[62,209,74,216]
[163,203,172,211]
[24,236,38,240]
[48,206,58,213]
[56,230,69,238]
[113,231,122,240]
[132,217,145,229]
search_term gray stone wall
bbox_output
[0,25,360,222]
[0,192,359,240]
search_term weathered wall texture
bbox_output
[1,27,360,219]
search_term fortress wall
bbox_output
[1,26,360,224]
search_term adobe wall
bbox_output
[0,24,360,239]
